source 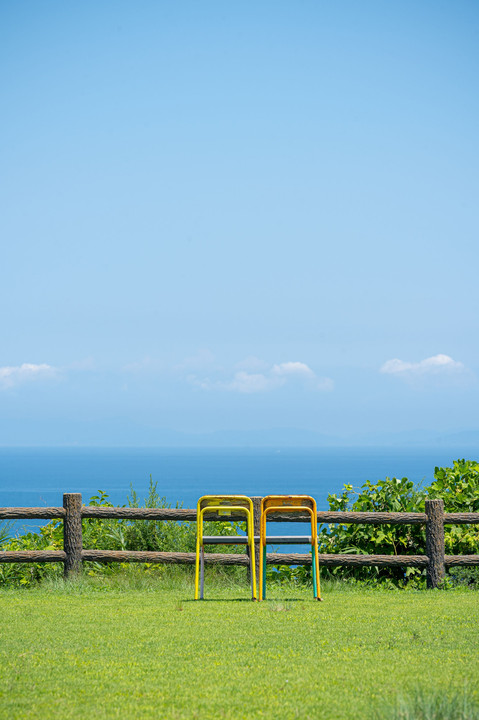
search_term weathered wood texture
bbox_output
[268,554,429,567]
[3,549,478,567]
[3,496,479,580]
[80,507,432,523]
[444,555,479,566]
[81,550,431,567]
[263,511,427,523]
[444,555,479,567]
[63,493,83,577]
[3,505,478,524]
[444,513,479,524]
[82,550,250,565]
[0,507,65,519]
[0,551,66,563]
[317,511,427,524]
[251,553,431,567]
[317,554,429,567]
[425,499,445,588]
[81,507,198,520]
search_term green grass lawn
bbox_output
[0,573,478,719]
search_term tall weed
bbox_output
[376,687,479,720]
[0,476,245,587]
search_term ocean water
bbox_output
[0,446,475,536]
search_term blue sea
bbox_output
[0,446,476,536]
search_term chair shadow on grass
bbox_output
[183,597,308,603]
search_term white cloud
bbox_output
[380,354,465,377]
[0,363,58,389]
[271,361,316,378]
[188,360,334,394]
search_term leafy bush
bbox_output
[0,522,64,586]
[318,476,427,584]
[316,460,479,586]
[429,460,479,587]
[429,460,479,557]
[429,460,479,511]
[271,459,479,588]
[0,477,244,587]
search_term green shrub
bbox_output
[429,460,479,511]
[0,523,64,586]
[270,459,479,588]
[0,477,245,587]
[429,460,479,558]
[318,476,427,584]
[316,460,479,586]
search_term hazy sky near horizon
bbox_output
[1,1,478,444]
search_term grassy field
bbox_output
[1,573,478,719]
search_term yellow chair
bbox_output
[259,495,321,600]
[195,495,257,600]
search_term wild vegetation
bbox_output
[1,460,478,589]
[317,459,479,587]
[0,478,244,587]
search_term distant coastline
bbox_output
[0,426,478,449]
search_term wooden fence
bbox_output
[1,494,479,588]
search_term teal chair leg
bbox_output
[311,545,317,597]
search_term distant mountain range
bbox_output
[153,427,478,448]
[1,418,478,448]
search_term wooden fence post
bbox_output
[425,498,445,588]
[63,493,83,578]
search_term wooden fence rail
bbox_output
[1,494,479,588]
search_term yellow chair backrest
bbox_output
[195,495,256,600]
[198,495,253,514]
[261,495,316,512]
[259,494,321,601]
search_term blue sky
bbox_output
[1,1,478,445]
